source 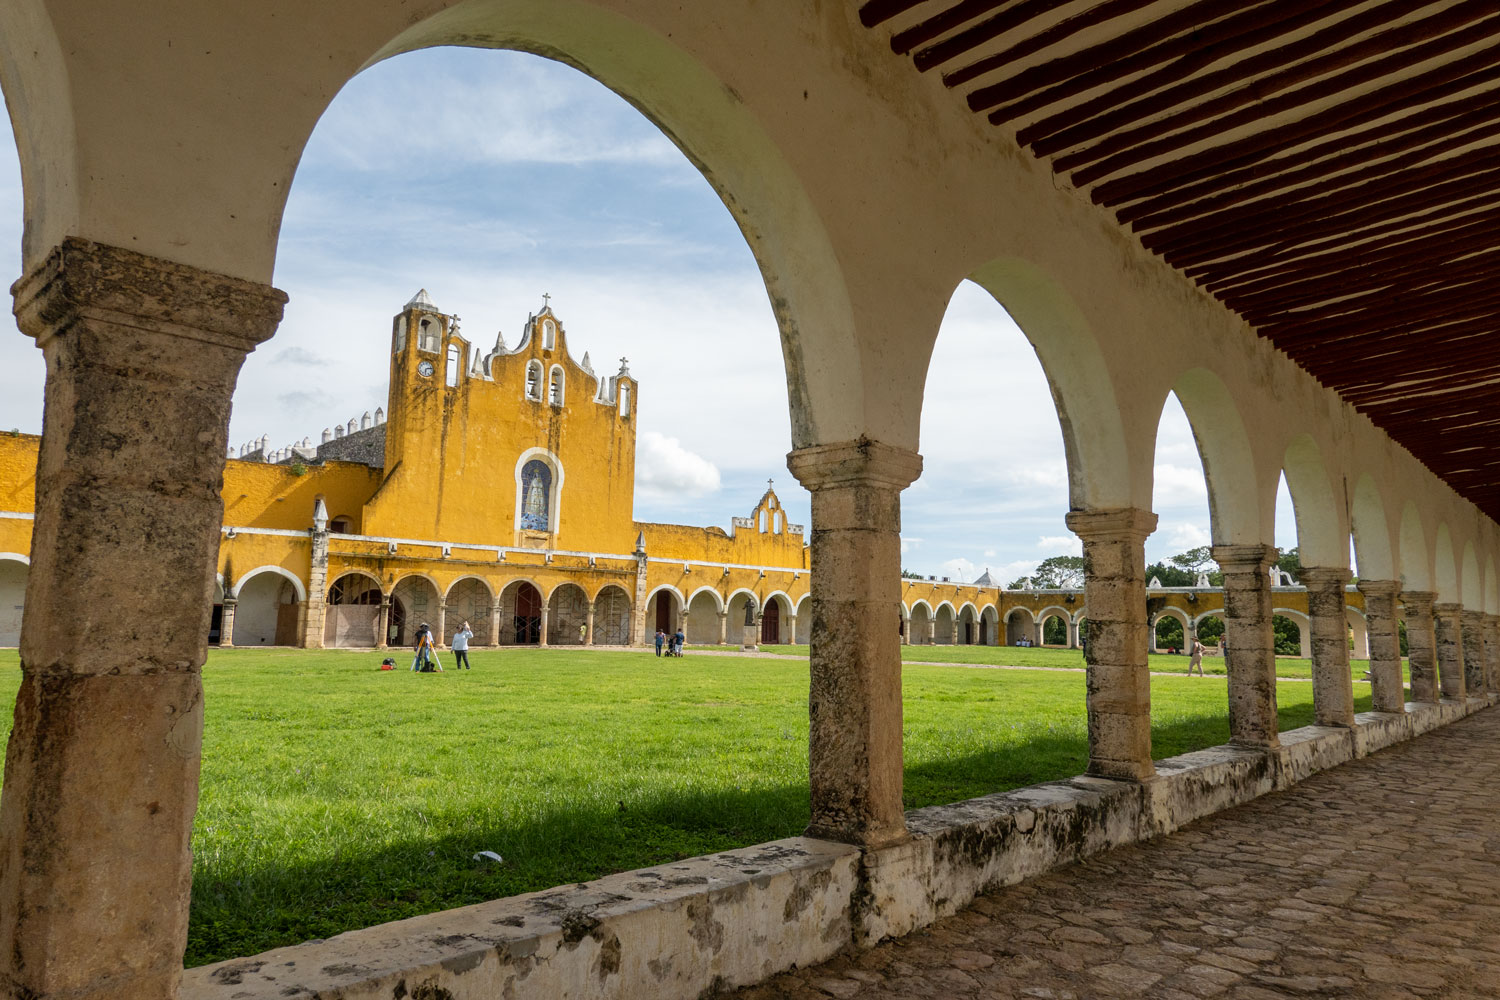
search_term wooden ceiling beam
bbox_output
[1088,54,1500,205]
[889,0,1012,55]
[973,0,1287,115]
[1064,13,1500,184]
[915,0,1156,74]
[1029,0,1442,156]
[860,0,937,29]
[1129,114,1500,234]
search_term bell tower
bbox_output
[385,288,450,472]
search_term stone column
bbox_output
[1433,602,1466,700]
[788,439,921,848]
[1065,508,1157,782]
[1212,544,1280,748]
[1,238,284,1000]
[219,597,238,648]
[630,535,648,645]
[377,599,390,649]
[1033,620,1042,646]
[1301,567,1355,728]
[1487,614,1500,694]
[787,613,798,646]
[1402,591,1439,702]
[538,604,550,647]
[926,618,937,645]
[302,498,329,649]
[680,611,691,646]
[1067,617,1080,649]
[1461,609,1486,697]
[717,609,728,645]
[435,600,447,650]
[585,600,596,645]
[490,599,503,648]
[1357,580,1405,713]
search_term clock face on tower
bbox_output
[417,360,435,378]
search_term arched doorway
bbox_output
[235,570,302,646]
[761,597,781,645]
[446,578,493,646]
[390,576,440,648]
[507,581,542,645]
[0,559,27,647]
[548,583,589,645]
[593,585,632,645]
[325,572,382,647]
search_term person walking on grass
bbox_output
[655,628,666,656]
[1188,637,1205,676]
[451,620,473,670]
[673,627,685,657]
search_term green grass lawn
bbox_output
[0,647,1378,965]
[757,642,1410,681]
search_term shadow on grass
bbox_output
[189,693,1364,966]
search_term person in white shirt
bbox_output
[451,621,473,669]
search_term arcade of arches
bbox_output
[6,4,1500,1000]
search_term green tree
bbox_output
[1272,614,1302,656]
[1276,547,1302,583]
[901,568,923,579]
[1030,555,1085,589]
[1154,615,1184,649]
[1042,615,1069,645]
[1170,546,1215,575]
[1196,615,1225,644]
[1144,562,1194,587]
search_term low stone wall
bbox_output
[185,697,1494,1000]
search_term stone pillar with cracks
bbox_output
[1211,544,1280,748]
[490,599,503,648]
[435,600,447,650]
[1357,580,1404,713]
[1065,507,1157,781]
[1302,567,1356,727]
[717,610,728,645]
[585,600,596,646]
[1433,602,1466,700]
[0,238,284,1000]
[219,597,237,648]
[303,497,328,649]
[788,439,921,848]
[377,599,390,649]
[1402,592,1438,702]
[1461,609,1486,697]
[538,604,550,648]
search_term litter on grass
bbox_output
[473,851,504,863]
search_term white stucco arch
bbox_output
[0,555,28,647]
[965,261,1136,509]
[232,565,307,604]
[1282,433,1347,569]
[327,570,383,603]
[1350,473,1396,580]
[1435,524,1459,604]
[1400,501,1433,591]
[1486,556,1499,616]
[1461,542,1482,609]
[1171,369,1265,545]
[683,586,726,615]
[446,575,492,602]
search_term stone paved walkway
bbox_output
[733,709,1500,999]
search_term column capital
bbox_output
[786,438,922,492]
[220,596,237,607]
[1300,566,1351,588]
[1064,506,1157,541]
[1211,543,1277,572]
[1402,590,1437,612]
[1355,578,1401,600]
[12,237,286,352]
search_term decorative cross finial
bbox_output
[767,478,774,490]
[542,293,551,308]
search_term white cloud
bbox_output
[940,557,980,584]
[983,549,996,558]
[635,432,721,499]
[1037,535,1082,556]
[901,536,923,554]
[1161,521,1212,550]
[1152,462,1209,507]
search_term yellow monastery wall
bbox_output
[0,434,37,514]
[363,304,637,553]
[217,532,312,593]
[222,460,382,533]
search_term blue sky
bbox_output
[0,47,1304,580]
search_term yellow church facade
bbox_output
[0,291,1362,654]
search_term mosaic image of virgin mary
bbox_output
[520,460,551,530]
